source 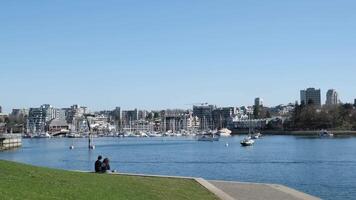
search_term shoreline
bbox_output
[231,130,356,136]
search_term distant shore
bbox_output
[232,130,356,136]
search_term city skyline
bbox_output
[1,1,356,112]
[0,86,352,114]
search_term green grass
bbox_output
[0,160,218,200]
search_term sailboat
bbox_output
[241,114,255,146]
[198,116,219,142]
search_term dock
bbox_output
[0,134,22,150]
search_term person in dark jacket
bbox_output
[101,158,111,173]
[95,156,103,173]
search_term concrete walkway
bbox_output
[81,171,320,200]
[206,180,320,200]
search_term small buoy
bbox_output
[225,143,229,147]
[90,145,96,150]
[69,145,75,150]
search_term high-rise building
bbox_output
[27,108,46,133]
[300,88,321,106]
[0,105,2,113]
[254,97,263,107]
[326,89,339,105]
[354,99,356,107]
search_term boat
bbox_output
[218,128,232,137]
[198,133,220,142]
[34,132,51,138]
[240,137,255,146]
[67,133,81,138]
[319,130,334,137]
[241,113,255,146]
[252,132,262,139]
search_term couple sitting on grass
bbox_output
[95,155,115,173]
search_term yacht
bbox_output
[252,132,262,139]
[218,128,232,137]
[240,137,255,146]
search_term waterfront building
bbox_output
[354,99,356,107]
[0,105,2,113]
[27,108,46,133]
[122,109,138,126]
[193,104,216,130]
[161,109,188,131]
[300,88,321,106]
[40,104,57,122]
[65,105,88,124]
[326,89,339,105]
[47,118,69,134]
[212,107,234,129]
[254,97,263,107]
[231,118,269,130]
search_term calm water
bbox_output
[1,135,356,200]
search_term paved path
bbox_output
[208,180,320,200]
[79,171,320,200]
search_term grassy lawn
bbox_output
[0,160,218,200]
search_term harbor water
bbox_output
[0,135,355,200]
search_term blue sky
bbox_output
[1,0,356,112]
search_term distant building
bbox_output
[122,109,138,126]
[65,105,88,124]
[354,99,356,107]
[47,118,69,134]
[0,105,2,113]
[212,107,234,129]
[40,104,57,122]
[27,108,46,133]
[193,104,216,130]
[300,88,321,106]
[138,110,148,120]
[11,109,29,117]
[326,89,339,105]
[254,97,263,107]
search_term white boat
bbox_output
[67,133,81,138]
[252,132,262,139]
[241,113,255,146]
[218,128,232,137]
[35,132,51,138]
[241,137,255,146]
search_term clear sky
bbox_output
[1,0,356,113]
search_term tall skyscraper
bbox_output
[300,88,321,106]
[326,89,339,105]
[254,97,263,107]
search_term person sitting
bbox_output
[95,156,103,173]
[101,158,111,173]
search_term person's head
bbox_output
[98,156,102,161]
[103,158,109,164]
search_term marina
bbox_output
[0,135,355,200]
